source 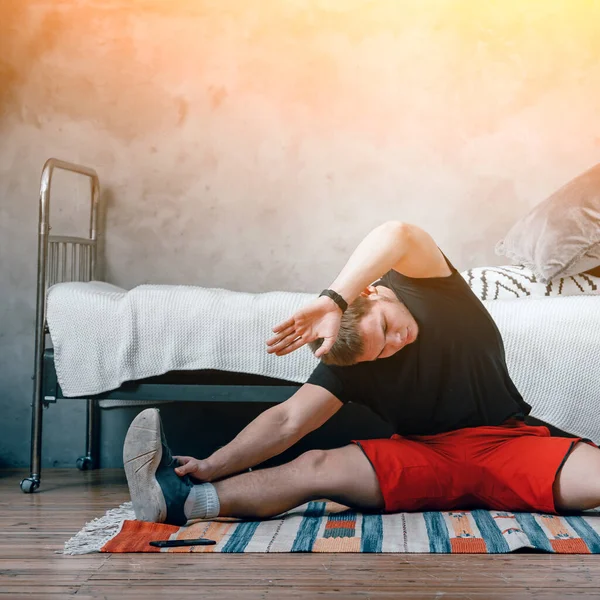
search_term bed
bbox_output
[22,159,600,493]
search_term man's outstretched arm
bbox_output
[174,384,342,481]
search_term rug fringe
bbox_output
[62,501,135,555]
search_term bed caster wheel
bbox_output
[20,478,40,494]
[76,456,94,471]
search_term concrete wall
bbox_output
[1,0,599,469]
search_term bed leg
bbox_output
[20,376,44,493]
[76,399,99,470]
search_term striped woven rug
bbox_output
[63,501,600,554]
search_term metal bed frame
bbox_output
[20,159,300,493]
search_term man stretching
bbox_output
[123,221,600,525]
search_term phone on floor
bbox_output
[149,538,216,548]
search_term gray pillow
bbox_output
[495,163,600,283]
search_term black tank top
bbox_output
[306,253,531,436]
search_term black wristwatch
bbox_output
[319,289,348,313]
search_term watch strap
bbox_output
[319,289,348,313]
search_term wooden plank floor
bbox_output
[0,469,599,599]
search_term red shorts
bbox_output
[354,420,591,514]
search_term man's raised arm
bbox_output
[266,221,447,358]
[174,384,342,481]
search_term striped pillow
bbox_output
[461,265,600,301]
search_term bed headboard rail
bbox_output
[27,159,101,485]
[35,158,99,301]
[47,236,96,285]
[29,159,100,482]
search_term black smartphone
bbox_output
[149,538,216,548]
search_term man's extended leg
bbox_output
[212,445,384,519]
[124,408,384,524]
[553,442,600,511]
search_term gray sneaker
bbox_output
[123,408,193,526]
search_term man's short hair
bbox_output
[308,295,372,366]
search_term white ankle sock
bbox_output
[183,483,220,520]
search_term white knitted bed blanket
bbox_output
[46,283,600,442]
[47,282,318,395]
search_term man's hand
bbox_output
[173,455,213,482]
[266,296,342,358]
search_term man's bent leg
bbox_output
[214,444,385,519]
[553,442,600,511]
